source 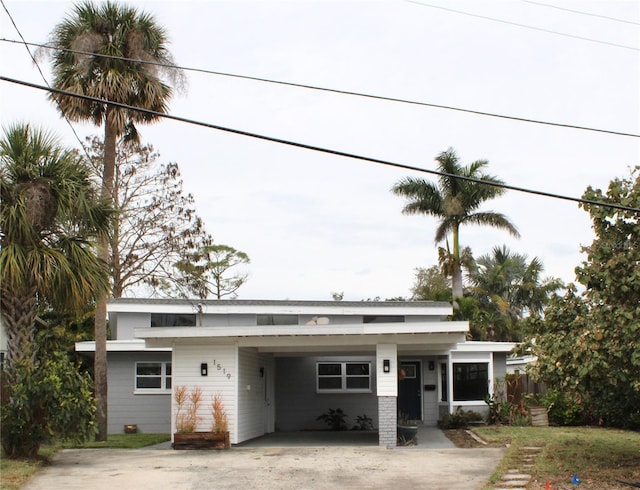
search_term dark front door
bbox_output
[398,361,421,421]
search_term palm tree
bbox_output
[0,123,111,374]
[392,148,520,301]
[468,245,563,340]
[46,1,183,440]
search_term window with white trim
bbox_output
[135,362,171,391]
[317,362,371,393]
[440,362,488,402]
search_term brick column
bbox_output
[378,396,397,447]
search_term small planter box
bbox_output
[173,431,230,450]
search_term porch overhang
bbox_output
[135,321,468,354]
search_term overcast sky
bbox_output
[1,0,639,301]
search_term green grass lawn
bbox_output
[0,434,170,490]
[474,426,640,489]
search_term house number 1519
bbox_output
[212,360,232,379]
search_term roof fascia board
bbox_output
[134,321,469,340]
[108,301,452,316]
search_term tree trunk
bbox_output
[451,224,463,302]
[94,113,117,441]
[0,285,38,376]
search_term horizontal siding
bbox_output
[172,344,237,442]
[376,344,397,397]
[275,356,378,431]
[107,352,171,434]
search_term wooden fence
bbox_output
[505,373,547,406]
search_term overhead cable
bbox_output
[1,38,638,139]
[406,0,640,51]
[0,1,89,157]
[521,0,640,26]
[2,75,639,215]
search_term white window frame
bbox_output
[439,353,493,406]
[316,361,372,393]
[134,361,172,394]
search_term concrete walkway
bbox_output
[21,428,503,490]
[235,426,455,449]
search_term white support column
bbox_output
[377,344,397,447]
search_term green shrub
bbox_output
[316,408,348,430]
[353,414,374,431]
[439,407,483,429]
[1,352,96,458]
[538,388,585,426]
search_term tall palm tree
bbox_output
[468,245,563,340]
[0,123,111,374]
[46,1,183,440]
[392,148,520,300]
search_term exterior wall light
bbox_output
[383,359,390,373]
[201,363,208,376]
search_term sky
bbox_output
[1,0,639,301]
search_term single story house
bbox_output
[76,298,515,447]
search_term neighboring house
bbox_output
[76,298,515,447]
[506,354,537,375]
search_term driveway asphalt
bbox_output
[20,429,505,490]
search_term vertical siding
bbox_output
[422,356,439,426]
[172,344,237,442]
[107,352,171,434]
[237,348,266,442]
[376,344,397,397]
[275,356,378,431]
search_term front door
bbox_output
[398,361,422,421]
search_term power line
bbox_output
[405,0,640,51]
[0,0,90,158]
[2,75,639,215]
[2,38,638,139]
[521,0,640,26]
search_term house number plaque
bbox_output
[212,359,232,379]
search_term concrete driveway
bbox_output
[21,431,505,490]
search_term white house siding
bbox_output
[376,344,397,397]
[113,312,150,339]
[493,352,507,381]
[106,351,171,434]
[275,356,379,431]
[420,356,439,426]
[237,347,267,442]
[171,344,237,442]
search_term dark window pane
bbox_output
[166,363,172,375]
[257,314,298,325]
[346,363,369,375]
[363,315,404,323]
[453,363,489,401]
[440,363,448,402]
[151,314,196,327]
[318,377,342,390]
[346,377,370,390]
[318,364,341,376]
[165,377,172,389]
[137,377,161,389]
[137,363,161,376]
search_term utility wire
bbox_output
[2,75,639,215]
[0,0,90,158]
[521,0,640,26]
[2,38,638,139]
[405,0,640,51]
